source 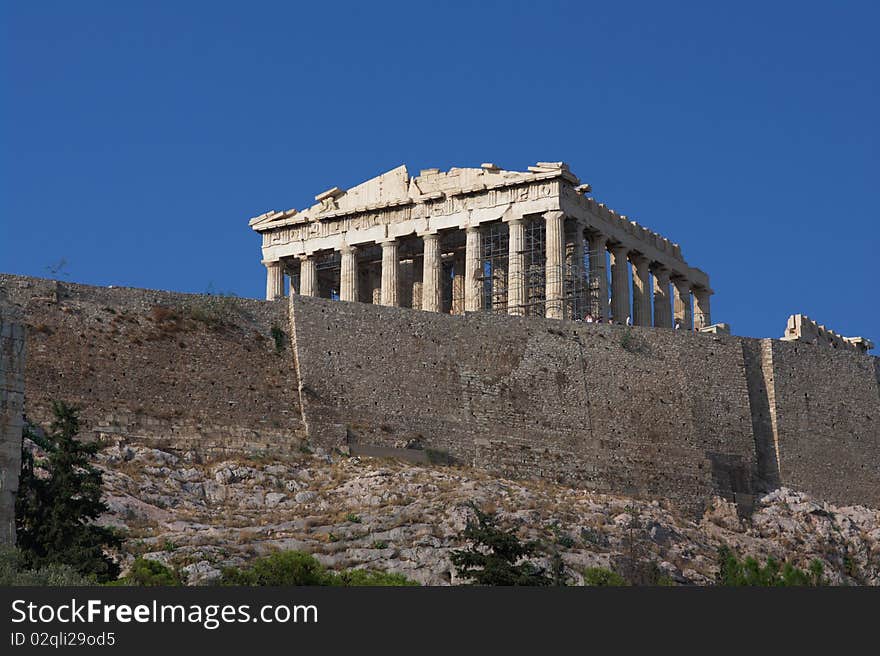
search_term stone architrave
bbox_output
[544,211,565,320]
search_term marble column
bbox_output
[672,277,693,330]
[421,233,442,312]
[369,263,381,305]
[339,244,358,302]
[264,260,283,301]
[652,266,673,328]
[464,226,481,312]
[411,254,423,311]
[452,251,465,314]
[299,255,317,297]
[544,210,565,320]
[506,218,525,316]
[609,244,630,324]
[694,286,712,329]
[588,233,609,321]
[630,253,651,326]
[380,239,399,307]
[572,221,585,319]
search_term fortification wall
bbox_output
[290,295,758,515]
[0,275,303,457]
[3,274,877,517]
[768,339,880,508]
[0,315,25,545]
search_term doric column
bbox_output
[609,244,630,324]
[672,277,693,330]
[588,232,609,321]
[339,244,358,302]
[380,239,399,306]
[544,210,565,320]
[630,253,651,326]
[452,251,465,314]
[264,260,283,300]
[506,218,526,316]
[369,264,381,305]
[299,255,317,297]
[464,226,481,312]
[421,233,442,312]
[652,266,672,328]
[571,221,585,319]
[694,286,712,329]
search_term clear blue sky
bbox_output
[3,1,878,346]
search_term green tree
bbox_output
[15,401,121,582]
[450,502,552,586]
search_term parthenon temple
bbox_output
[249,162,713,329]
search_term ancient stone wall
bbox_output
[767,339,880,508]
[0,275,303,458]
[0,314,25,545]
[290,295,758,515]
[3,274,877,517]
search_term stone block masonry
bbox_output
[290,295,758,516]
[2,273,878,518]
[0,275,304,458]
[290,294,879,515]
[0,313,25,545]
[767,339,880,508]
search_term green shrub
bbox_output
[270,325,286,352]
[583,567,628,587]
[716,546,825,586]
[345,513,361,524]
[115,557,182,586]
[0,546,93,586]
[330,569,418,586]
[221,551,332,586]
[219,550,418,587]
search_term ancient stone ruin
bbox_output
[251,162,713,329]
[782,314,873,353]
[1,163,877,540]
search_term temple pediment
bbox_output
[248,162,580,229]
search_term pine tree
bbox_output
[450,502,552,586]
[16,401,120,582]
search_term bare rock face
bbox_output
[94,446,880,586]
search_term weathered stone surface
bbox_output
[87,445,880,586]
[0,313,24,545]
[0,274,305,458]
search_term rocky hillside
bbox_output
[86,442,880,585]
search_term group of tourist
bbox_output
[577,313,686,330]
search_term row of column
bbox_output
[598,241,710,329]
[264,210,711,328]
